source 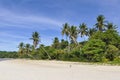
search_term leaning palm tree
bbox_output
[95,15,106,31]
[40,45,51,59]
[79,23,88,40]
[18,42,24,54]
[62,23,78,45]
[30,31,40,49]
[61,23,78,52]
[69,25,78,44]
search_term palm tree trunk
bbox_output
[41,46,51,59]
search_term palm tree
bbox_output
[88,28,96,37]
[18,42,24,54]
[60,39,68,49]
[69,25,78,44]
[52,37,60,49]
[61,23,70,51]
[95,15,106,31]
[30,31,40,49]
[106,22,117,30]
[79,23,88,40]
[62,24,78,44]
[61,23,78,52]
[61,23,70,40]
[25,44,31,54]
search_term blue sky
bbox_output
[0,0,120,51]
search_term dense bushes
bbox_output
[82,39,106,62]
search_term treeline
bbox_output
[1,15,120,63]
[0,51,18,58]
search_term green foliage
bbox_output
[1,15,119,64]
[18,42,24,55]
[30,31,40,49]
[52,37,60,49]
[0,51,18,58]
[79,23,88,37]
[25,43,31,54]
[82,39,106,62]
[113,57,120,63]
[88,28,97,37]
[60,39,68,49]
[62,23,78,44]
[105,45,119,61]
[95,15,106,31]
[91,30,120,46]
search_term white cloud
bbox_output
[0,8,63,30]
[0,32,26,39]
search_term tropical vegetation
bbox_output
[1,15,120,64]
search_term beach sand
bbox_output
[0,59,120,80]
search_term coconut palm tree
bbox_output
[61,23,70,51]
[61,24,78,52]
[61,23,70,41]
[95,15,106,31]
[60,39,68,49]
[18,42,24,54]
[106,22,117,30]
[88,28,96,37]
[25,44,31,54]
[69,25,78,44]
[30,31,40,49]
[79,23,88,41]
[52,37,60,49]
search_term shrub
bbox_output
[82,39,106,62]
[105,45,119,61]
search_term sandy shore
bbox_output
[0,59,120,80]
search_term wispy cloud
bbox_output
[0,32,27,39]
[0,8,63,30]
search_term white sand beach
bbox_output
[0,59,120,80]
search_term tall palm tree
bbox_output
[79,23,88,40]
[95,15,106,31]
[61,23,70,41]
[61,23,70,51]
[30,31,40,49]
[106,22,117,30]
[61,24,78,52]
[62,24,78,44]
[25,44,31,54]
[69,25,78,44]
[18,42,24,54]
